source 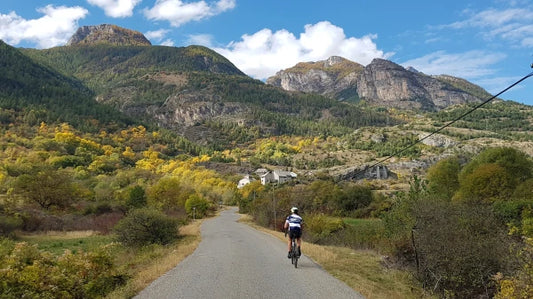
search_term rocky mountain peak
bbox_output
[324,56,346,67]
[66,24,151,46]
[266,56,363,101]
[268,56,484,111]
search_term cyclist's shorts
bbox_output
[289,227,302,239]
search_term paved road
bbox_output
[135,207,364,299]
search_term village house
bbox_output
[260,169,297,185]
[237,175,254,189]
[237,169,297,189]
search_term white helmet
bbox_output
[291,207,298,213]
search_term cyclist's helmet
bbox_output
[291,207,298,213]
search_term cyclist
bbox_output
[284,207,303,258]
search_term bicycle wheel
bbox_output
[291,240,298,268]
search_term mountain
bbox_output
[266,56,363,102]
[16,25,391,147]
[0,40,133,131]
[67,24,151,46]
[267,56,486,111]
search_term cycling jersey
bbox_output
[286,214,303,230]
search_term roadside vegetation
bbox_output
[1,101,533,298]
[239,146,533,298]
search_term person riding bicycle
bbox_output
[284,207,303,258]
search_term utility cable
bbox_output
[352,69,533,178]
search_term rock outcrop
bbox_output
[266,56,363,101]
[67,24,151,46]
[267,56,485,111]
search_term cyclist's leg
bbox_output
[287,230,293,258]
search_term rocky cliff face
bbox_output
[66,24,151,46]
[267,56,484,111]
[266,56,363,101]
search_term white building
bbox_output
[260,170,297,185]
[237,175,254,189]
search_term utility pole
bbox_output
[272,184,277,230]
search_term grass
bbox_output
[239,214,433,299]
[343,217,382,227]
[18,231,113,255]
[14,221,203,299]
[105,219,202,298]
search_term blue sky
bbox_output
[1,0,532,105]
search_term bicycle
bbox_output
[285,230,300,268]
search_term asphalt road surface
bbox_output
[135,207,364,299]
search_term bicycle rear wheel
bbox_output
[291,240,298,268]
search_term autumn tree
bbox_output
[14,168,76,209]
[426,156,460,200]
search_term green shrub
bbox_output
[0,214,23,237]
[114,208,178,247]
[185,194,210,219]
[0,242,125,298]
[338,218,386,250]
[304,214,345,243]
[126,185,147,209]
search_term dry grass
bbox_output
[240,215,433,299]
[20,230,99,239]
[105,220,202,299]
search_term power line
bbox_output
[353,69,533,178]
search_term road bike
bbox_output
[285,230,300,268]
[290,236,299,268]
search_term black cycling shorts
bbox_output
[288,227,302,239]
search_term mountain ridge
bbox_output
[267,56,489,111]
[67,24,151,46]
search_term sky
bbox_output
[1,0,532,105]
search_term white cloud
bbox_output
[145,29,170,41]
[145,29,176,46]
[214,21,391,80]
[144,0,235,27]
[0,5,88,48]
[445,7,533,47]
[401,50,507,79]
[160,39,175,47]
[476,75,524,95]
[87,0,141,18]
[187,34,214,47]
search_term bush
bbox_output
[337,219,386,250]
[413,201,513,298]
[304,214,345,243]
[126,185,147,209]
[114,208,178,247]
[185,194,210,219]
[495,238,533,299]
[0,214,23,237]
[0,242,125,298]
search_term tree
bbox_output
[14,168,76,210]
[147,176,192,211]
[426,157,460,200]
[185,194,210,219]
[335,183,373,215]
[454,163,515,204]
[459,147,533,188]
[126,185,146,209]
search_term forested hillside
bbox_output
[21,44,396,148]
[0,41,134,132]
